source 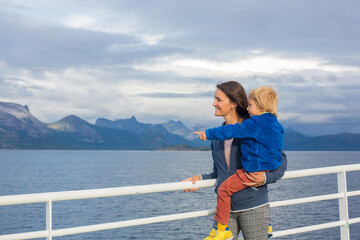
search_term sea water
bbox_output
[0,150,359,239]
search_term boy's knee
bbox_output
[218,185,230,197]
[218,183,226,192]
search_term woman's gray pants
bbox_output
[228,204,271,240]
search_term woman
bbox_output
[183,81,287,240]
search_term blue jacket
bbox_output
[202,122,287,211]
[205,113,284,172]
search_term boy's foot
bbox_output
[204,227,233,240]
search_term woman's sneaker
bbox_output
[268,224,273,238]
[204,226,233,240]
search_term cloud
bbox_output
[137,91,213,99]
[0,0,360,135]
[0,8,185,69]
[133,55,360,79]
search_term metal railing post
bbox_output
[46,199,53,240]
[337,171,350,240]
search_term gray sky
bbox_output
[1,0,360,135]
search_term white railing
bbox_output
[0,164,360,240]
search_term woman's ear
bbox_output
[230,102,237,110]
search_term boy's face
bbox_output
[247,97,263,117]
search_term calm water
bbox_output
[0,150,359,239]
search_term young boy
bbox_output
[195,86,284,240]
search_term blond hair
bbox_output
[248,86,279,117]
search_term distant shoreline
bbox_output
[156,144,210,151]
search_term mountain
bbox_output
[47,115,200,150]
[95,116,162,135]
[0,102,53,148]
[0,102,51,137]
[49,115,103,143]
[161,121,209,140]
[0,102,205,149]
[95,117,210,148]
[284,130,360,151]
[162,120,192,138]
[1,101,360,150]
[95,116,199,148]
[48,115,149,149]
[0,102,197,150]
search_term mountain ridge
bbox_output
[1,101,360,150]
[0,102,203,149]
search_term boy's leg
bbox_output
[215,169,253,225]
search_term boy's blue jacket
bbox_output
[205,113,284,172]
[201,131,287,211]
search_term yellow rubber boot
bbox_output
[204,226,233,240]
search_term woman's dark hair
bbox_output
[216,81,249,119]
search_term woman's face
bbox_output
[212,88,237,117]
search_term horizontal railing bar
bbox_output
[2,164,360,207]
[282,164,360,180]
[0,180,216,206]
[51,215,360,238]
[0,230,47,240]
[348,217,360,224]
[1,164,359,207]
[348,190,360,197]
[2,212,358,240]
[270,193,343,208]
[271,220,345,237]
[52,209,216,237]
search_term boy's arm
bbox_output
[264,150,288,184]
[205,119,257,140]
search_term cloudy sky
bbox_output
[1,0,360,135]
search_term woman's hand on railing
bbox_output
[181,175,202,192]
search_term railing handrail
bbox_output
[1,163,359,206]
[282,163,360,179]
[0,180,216,206]
[1,163,360,240]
